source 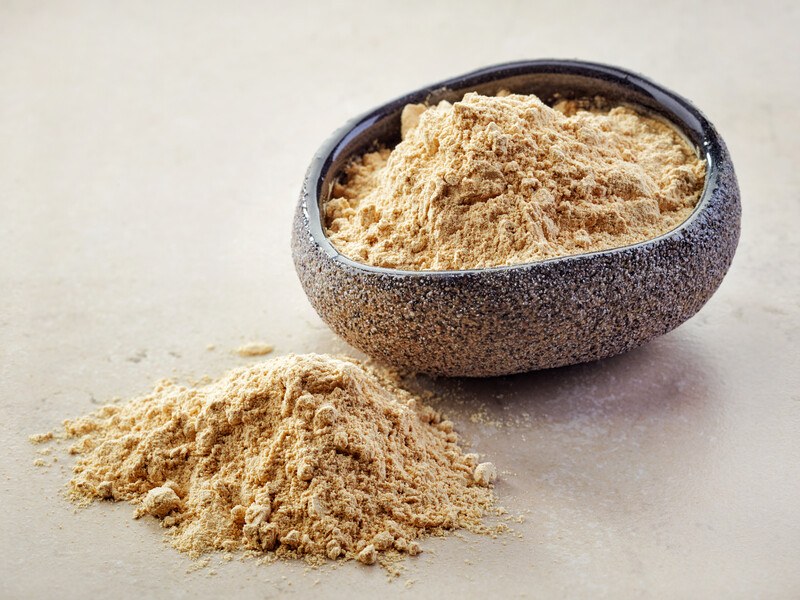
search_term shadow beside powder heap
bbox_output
[404,332,723,525]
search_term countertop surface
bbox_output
[2,1,798,598]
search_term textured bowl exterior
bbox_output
[292,60,741,377]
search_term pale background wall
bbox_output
[1,1,798,598]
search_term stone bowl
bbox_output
[291,59,740,377]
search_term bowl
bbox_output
[291,59,740,377]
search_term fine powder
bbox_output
[324,92,706,270]
[235,342,274,357]
[64,353,497,565]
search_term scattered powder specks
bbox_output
[235,342,274,357]
[29,432,54,444]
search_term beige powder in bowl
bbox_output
[324,92,706,271]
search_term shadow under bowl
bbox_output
[291,59,741,377]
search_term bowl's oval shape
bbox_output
[292,60,740,377]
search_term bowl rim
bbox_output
[302,59,722,278]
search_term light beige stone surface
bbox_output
[1,1,798,598]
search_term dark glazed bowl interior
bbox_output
[292,60,740,377]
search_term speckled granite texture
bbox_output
[292,60,741,377]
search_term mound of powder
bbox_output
[324,92,706,270]
[64,353,497,565]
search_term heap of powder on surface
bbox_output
[64,353,497,565]
[324,92,706,270]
